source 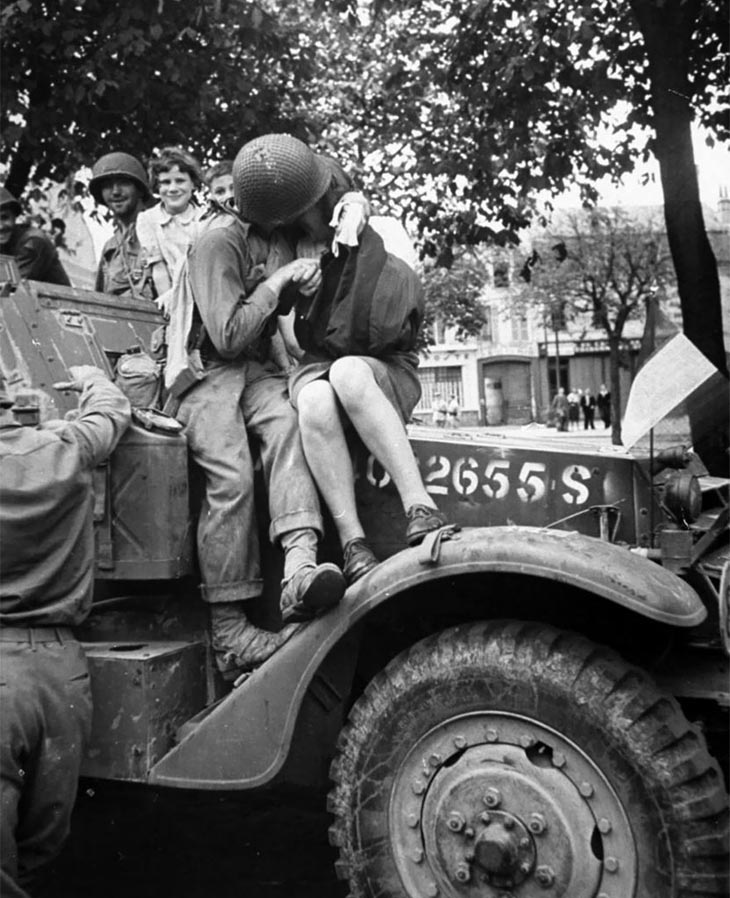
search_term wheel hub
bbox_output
[390,712,637,897]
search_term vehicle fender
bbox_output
[149,526,705,790]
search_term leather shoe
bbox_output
[343,538,379,586]
[280,562,346,623]
[405,504,449,546]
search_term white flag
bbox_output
[621,333,718,449]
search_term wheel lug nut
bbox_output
[528,812,547,834]
[519,837,531,849]
[483,787,502,808]
[552,751,566,768]
[447,812,465,832]
[520,733,536,748]
[429,752,442,767]
[453,735,467,749]
[455,864,471,883]
[579,781,594,798]
[412,780,426,795]
[520,861,532,874]
[464,827,475,839]
[503,818,515,830]
[480,811,491,824]
[406,813,419,828]
[411,848,424,863]
[598,817,612,834]
[535,865,555,888]
[605,856,619,873]
[486,728,499,742]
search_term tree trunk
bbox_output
[4,135,34,199]
[630,0,729,473]
[608,335,623,446]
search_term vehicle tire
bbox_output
[328,620,728,897]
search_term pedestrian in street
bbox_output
[581,387,596,430]
[567,388,581,431]
[550,387,569,431]
[233,133,449,585]
[432,392,448,428]
[597,384,611,429]
[447,394,460,429]
[90,152,156,300]
[0,366,131,898]
[0,187,71,286]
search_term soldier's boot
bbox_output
[279,528,346,623]
[210,602,300,677]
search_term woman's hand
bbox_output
[268,258,322,296]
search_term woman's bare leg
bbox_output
[327,357,437,512]
[296,379,365,547]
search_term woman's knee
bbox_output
[297,380,338,431]
[328,357,376,409]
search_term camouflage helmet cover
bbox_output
[233,134,332,228]
[89,152,151,204]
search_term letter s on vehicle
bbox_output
[561,464,591,505]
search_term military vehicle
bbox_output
[1,262,728,897]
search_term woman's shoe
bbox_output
[343,538,379,586]
[405,504,448,546]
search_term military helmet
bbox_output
[0,186,22,217]
[233,134,332,228]
[89,152,151,204]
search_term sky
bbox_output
[555,125,730,211]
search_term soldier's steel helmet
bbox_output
[89,152,151,204]
[233,134,332,227]
[0,187,22,217]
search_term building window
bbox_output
[480,307,494,342]
[510,311,529,342]
[493,261,510,288]
[432,317,446,344]
[416,366,463,411]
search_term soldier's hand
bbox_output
[270,258,321,295]
[53,365,107,392]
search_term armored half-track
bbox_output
[2,266,728,898]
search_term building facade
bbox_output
[416,202,729,426]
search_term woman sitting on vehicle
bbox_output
[233,134,449,585]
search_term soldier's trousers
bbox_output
[0,630,92,898]
[176,360,323,603]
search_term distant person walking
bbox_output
[447,394,460,429]
[567,389,581,431]
[551,387,569,432]
[432,393,448,428]
[597,384,611,429]
[581,388,596,430]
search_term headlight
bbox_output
[663,471,702,524]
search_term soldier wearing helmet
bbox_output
[90,152,155,300]
[0,187,71,286]
[157,137,353,678]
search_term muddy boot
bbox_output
[210,602,300,677]
[280,562,346,623]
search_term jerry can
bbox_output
[95,408,193,579]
